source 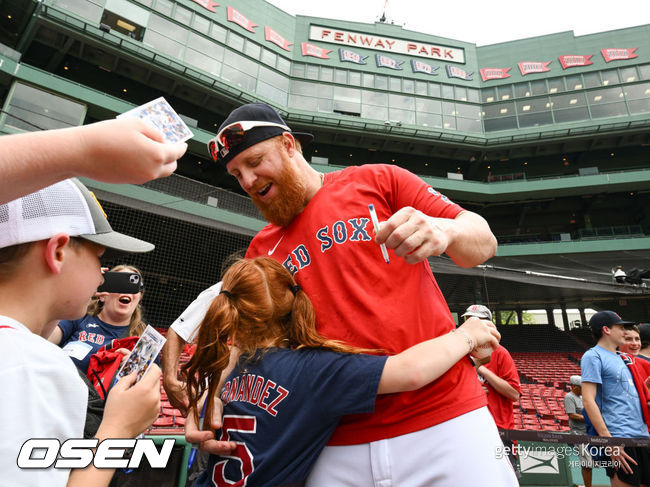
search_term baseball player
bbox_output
[173,103,516,485]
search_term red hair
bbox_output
[182,257,376,426]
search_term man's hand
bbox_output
[375,207,454,264]
[163,375,190,415]
[375,207,496,267]
[185,397,236,455]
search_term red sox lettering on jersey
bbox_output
[281,217,372,276]
[281,185,452,277]
[221,373,289,417]
[77,330,105,345]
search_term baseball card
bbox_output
[114,325,166,383]
[117,96,194,143]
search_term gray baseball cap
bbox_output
[462,304,493,321]
[569,375,582,386]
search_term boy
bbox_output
[581,310,650,487]
[0,178,161,487]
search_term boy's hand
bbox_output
[610,445,637,475]
[98,364,161,439]
[78,118,187,184]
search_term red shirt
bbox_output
[246,164,488,445]
[482,345,521,429]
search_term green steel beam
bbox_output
[312,164,650,202]
[79,178,266,234]
[497,237,650,256]
[80,174,650,257]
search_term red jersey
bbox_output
[246,164,488,445]
[482,345,521,429]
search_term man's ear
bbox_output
[281,132,296,158]
[44,233,71,274]
[602,325,612,337]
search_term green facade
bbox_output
[1,0,649,319]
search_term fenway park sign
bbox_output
[309,25,465,64]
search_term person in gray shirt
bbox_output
[564,375,594,487]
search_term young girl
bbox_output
[49,264,147,373]
[184,257,500,487]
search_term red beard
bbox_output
[250,162,307,227]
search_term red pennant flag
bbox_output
[265,27,292,52]
[480,67,511,82]
[601,48,638,62]
[227,6,257,33]
[518,61,551,75]
[558,55,593,69]
[192,0,219,12]
[301,42,331,59]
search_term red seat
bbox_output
[153,416,174,427]
[162,407,183,417]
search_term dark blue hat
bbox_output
[589,310,635,333]
[213,103,313,165]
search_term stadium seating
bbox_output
[148,326,586,433]
[511,352,581,431]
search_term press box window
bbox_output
[101,10,145,40]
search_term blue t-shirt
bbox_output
[58,315,129,373]
[195,348,387,487]
[580,345,649,438]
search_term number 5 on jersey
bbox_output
[212,415,256,487]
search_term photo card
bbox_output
[114,325,166,384]
[117,96,194,143]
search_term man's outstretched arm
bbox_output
[162,327,189,414]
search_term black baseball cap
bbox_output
[212,103,313,166]
[589,310,635,333]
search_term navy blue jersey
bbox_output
[58,315,128,373]
[195,348,386,487]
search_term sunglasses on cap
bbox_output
[207,120,290,162]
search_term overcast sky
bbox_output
[266,0,648,46]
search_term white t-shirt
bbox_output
[0,315,88,487]
[170,281,222,342]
